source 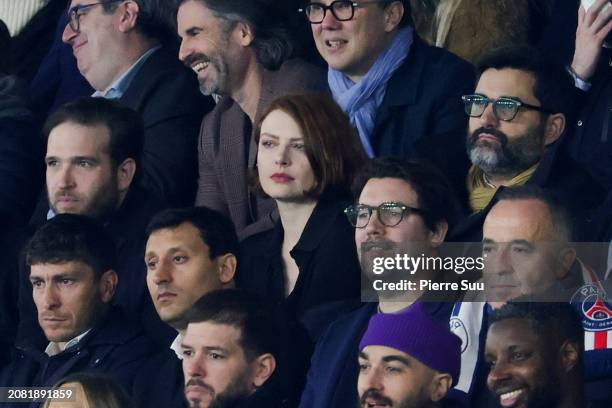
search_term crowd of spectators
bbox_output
[0,1,611,407]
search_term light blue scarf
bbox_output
[329,27,413,157]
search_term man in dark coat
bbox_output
[306,0,474,205]
[449,45,604,242]
[299,158,463,408]
[61,0,214,206]
[1,214,180,408]
[176,0,327,239]
[21,98,174,349]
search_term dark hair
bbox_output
[352,157,461,232]
[146,207,239,259]
[101,0,177,44]
[495,185,573,242]
[184,289,280,361]
[25,214,117,279]
[252,93,365,199]
[43,98,144,169]
[177,0,294,69]
[44,372,134,408]
[476,46,575,117]
[490,302,584,354]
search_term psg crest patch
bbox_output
[572,284,612,350]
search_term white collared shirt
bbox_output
[170,332,183,360]
[45,329,91,357]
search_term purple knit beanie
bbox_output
[359,303,461,386]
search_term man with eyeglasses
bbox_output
[61,0,214,207]
[300,157,463,408]
[301,0,474,206]
[449,45,604,242]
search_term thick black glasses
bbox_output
[344,202,425,229]
[68,0,123,32]
[462,94,551,122]
[299,0,386,24]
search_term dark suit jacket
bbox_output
[195,59,326,238]
[371,36,475,208]
[0,75,44,224]
[119,47,214,207]
[567,51,612,190]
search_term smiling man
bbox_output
[0,214,169,407]
[485,302,584,408]
[175,0,326,238]
[61,0,213,206]
[357,303,461,408]
[144,206,238,359]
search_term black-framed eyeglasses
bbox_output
[461,94,552,122]
[299,0,387,24]
[344,202,426,229]
[67,0,124,33]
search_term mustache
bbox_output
[183,53,210,68]
[360,389,393,406]
[361,239,395,252]
[468,127,509,147]
[185,378,215,394]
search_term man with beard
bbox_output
[176,0,326,239]
[358,303,462,408]
[61,0,213,206]
[0,214,173,408]
[300,157,464,408]
[21,98,174,350]
[450,45,603,242]
[181,289,297,408]
[485,302,586,408]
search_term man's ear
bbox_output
[554,247,576,280]
[99,270,118,303]
[233,21,254,47]
[428,220,448,248]
[216,253,237,285]
[383,1,404,33]
[429,372,453,402]
[118,0,140,33]
[116,158,136,193]
[543,113,566,146]
[251,353,276,388]
[559,340,580,373]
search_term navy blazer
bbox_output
[118,47,215,207]
[371,36,475,208]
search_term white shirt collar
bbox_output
[45,329,91,357]
[170,332,183,360]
